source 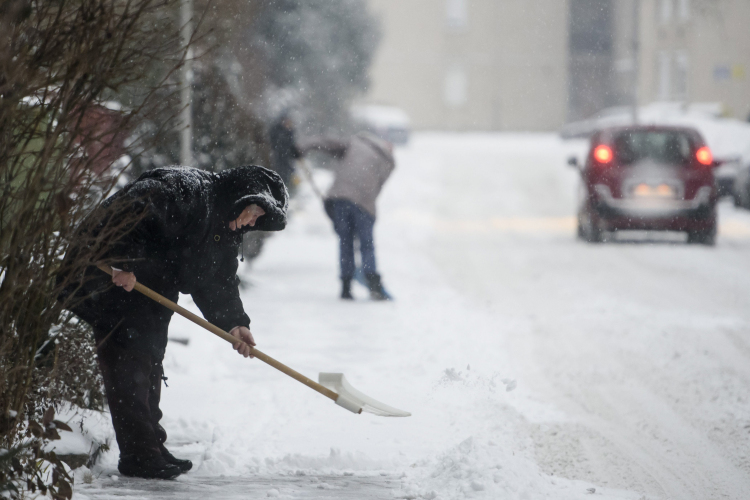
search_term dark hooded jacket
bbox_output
[60,165,288,358]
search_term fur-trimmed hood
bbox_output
[214,165,288,232]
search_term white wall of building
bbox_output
[364,0,569,131]
[638,0,750,119]
[364,0,750,130]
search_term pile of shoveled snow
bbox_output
[394,369,641,500]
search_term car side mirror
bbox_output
[567,156,579,167]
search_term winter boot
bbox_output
[341,278,354,300]
[365,273,389,301]
[118,454,182,480]
[160,445,193,472]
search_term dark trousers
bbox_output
[331,199,377,279]
[96,334,167,459]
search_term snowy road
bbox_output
[74,133,750,499]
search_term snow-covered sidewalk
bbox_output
[70,133,750,499]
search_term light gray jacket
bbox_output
[302,133,395,218]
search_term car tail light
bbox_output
[593,145,613,164]
[696,146,713,166]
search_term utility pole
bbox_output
[179,0,193,167]
[631,0,641,124]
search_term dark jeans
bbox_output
[330,199,377,279]
[96,332,167,459]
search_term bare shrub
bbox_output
[0,0,193,495]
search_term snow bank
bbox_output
[396,368,639,500]
[45,405,113,459]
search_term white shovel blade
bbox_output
[319,373,411,417]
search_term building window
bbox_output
[658,51,671,100]
[675,51,689,100]
[446,0,468,29]
[444,67,468,108]
[677,0,690,21]
[659,0,673,25]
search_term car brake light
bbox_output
[696,146,713,166]
[593,145,613,164]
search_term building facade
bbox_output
[364,0,570,131]
[636,0,750,120]
[363,0,750,131]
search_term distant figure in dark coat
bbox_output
[60,166,288,480]
[268,113,301,189]
[301,132,395,300]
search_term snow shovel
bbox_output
[97,264,410,417]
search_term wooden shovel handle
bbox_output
[97,264,338,402]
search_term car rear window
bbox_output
[612,130,693,166]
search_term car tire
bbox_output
[687,220,717,246]
[733,187,743,207]
[586,226,604,243]
[733,168,750,209]
[579,212,604,243]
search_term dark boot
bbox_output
[160,445,193,472]
[365,273,389,301]
[341,278,353,300]
[118,454,182,480]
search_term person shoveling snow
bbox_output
[299,132,395,301]
[59,166,288,480]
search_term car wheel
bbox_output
[687,220,717,246]
[735,172,750,209]
[579,210,603,243]
[586,225,604,243]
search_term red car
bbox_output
[570,126,719,245]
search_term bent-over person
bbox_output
[59,165,288,479]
